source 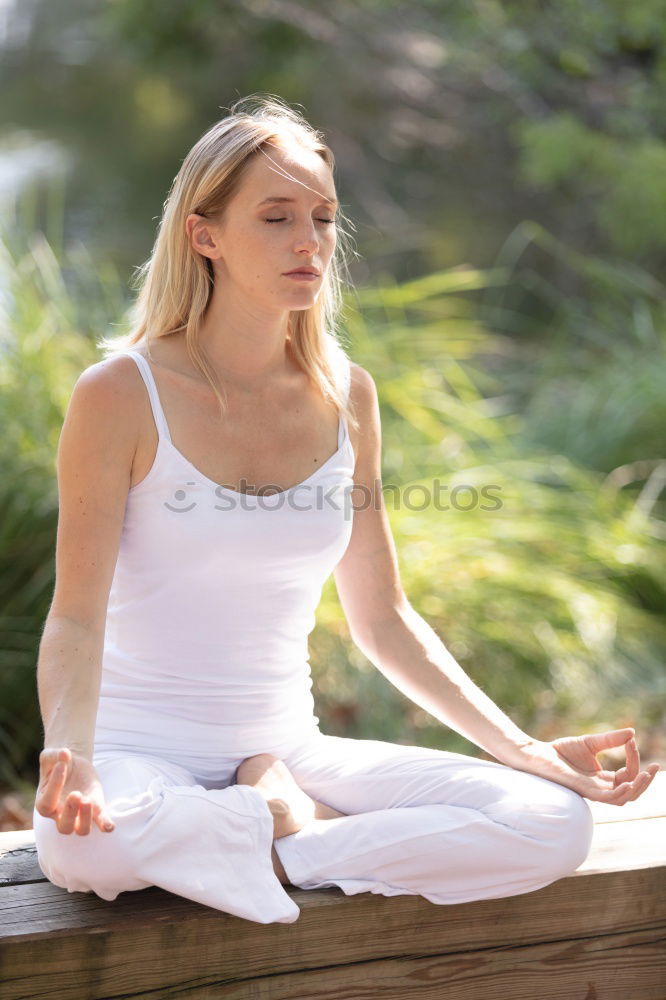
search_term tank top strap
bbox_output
[123,350,173,444]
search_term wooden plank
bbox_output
[572,817,666,874]
[183,926,664,1000]
[0,831,41,887]
[1,916,664,999]
[145,927,665,1000]
[1,866,663,997]
[2,851,664,944]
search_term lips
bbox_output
[284,267,320,276]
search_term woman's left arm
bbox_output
[334,365,660,805]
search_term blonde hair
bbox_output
[98,93,359,428]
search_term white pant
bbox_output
[33,730,594,925]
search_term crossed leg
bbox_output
[32,734,594,924]
[233,753,347,883]
[32,752,304,924]
[271,731,594,905]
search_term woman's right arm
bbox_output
[36,357,142,835]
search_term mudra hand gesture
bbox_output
[511,728,660,805]
[35,747,116,835]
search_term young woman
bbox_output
[33,95,659,925]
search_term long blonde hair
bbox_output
[98,93,359,427]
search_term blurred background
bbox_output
[1,0,665,829]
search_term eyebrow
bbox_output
[257,195,339,208]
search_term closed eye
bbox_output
[265,218,336,225]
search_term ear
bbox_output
[186,213,223,262]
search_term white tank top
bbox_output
[94,345,355,774]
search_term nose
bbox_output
[293,221,319,254]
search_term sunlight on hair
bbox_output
[97,92,360,430]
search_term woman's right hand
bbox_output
[35,747,115,835]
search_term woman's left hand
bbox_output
[505,728,661,804]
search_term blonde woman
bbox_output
[33,95,659,924]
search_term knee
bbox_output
[33,806,148,900]
[487,773,594,880]
[560,789,595,872]
[531,786,594,878]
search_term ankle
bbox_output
[271,844,289,884]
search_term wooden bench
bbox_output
[1,774,664,1000]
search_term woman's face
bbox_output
[193,142,338,314]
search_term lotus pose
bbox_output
[33,95,659,924]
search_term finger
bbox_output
[622,762,661,798]
[36,762,67,817]
[624,772,651,803]
[56,792,82,835]
[93,804,115,833]
[595,780,634,805]
[74,798,93,836]
[50,747,72,774]
[609,786,636,807]
[612,766,630,786]
[603,772,651,806]
[37,751,59,783]
[595,768,619,783]
[624,737,640,781]
[627,769,658,803]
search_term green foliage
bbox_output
[517,113,610,188]
[4,0,666,279]
[484,221,666,475]
[312,239,666,753]
[0,227,120,785]
[517,118,666,254]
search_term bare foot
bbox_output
[235,753,346,839]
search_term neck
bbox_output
[196,282,294,389]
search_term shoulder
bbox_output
[65,354,149,441]
[324,335,374,405]
[349,362,377,400]
[349,362,379,422]
[347,363,382,478]
[73,353,146,407]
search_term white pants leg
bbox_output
[32,752,300,924]
[275,732,594,905]
[33,734,594,924]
